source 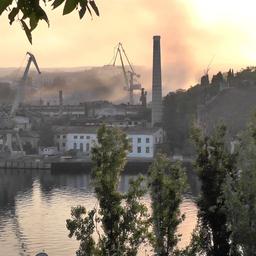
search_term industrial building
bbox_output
[0,35,165,159]
[54,126,164,159]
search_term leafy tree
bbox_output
[190,124,237,256]
[148,154,187,256]
[224,115,256,255]
[23,141,37,154]
[39,121,54,147]
[0,0,99,43]
[66,125,150,255]
[211,71,224,86]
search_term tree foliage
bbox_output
[0,0,99,44]
[148,154,187,256]
[39,120,54,147]
[66,125,150,256]
[190,124,237,256]
[224,114,256,255]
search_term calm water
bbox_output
[0,169,200,256]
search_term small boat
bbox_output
[35,253,48,256]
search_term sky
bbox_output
[1,0,256,92]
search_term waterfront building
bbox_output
[54,126,164,159]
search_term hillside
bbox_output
[163,67,256,155]
[202,85,256,136]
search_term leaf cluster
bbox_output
[0,0,99,43]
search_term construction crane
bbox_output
[11,52,41,117]
[0,52,41,157]
[112,43,141,105]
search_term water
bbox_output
[0,169,199,256]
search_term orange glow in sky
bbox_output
[1,0,256,91]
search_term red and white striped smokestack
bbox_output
[152,35,162,126]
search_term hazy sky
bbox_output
[1,0,256,91]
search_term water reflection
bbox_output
[0,168,199,256]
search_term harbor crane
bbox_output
[112,43,141,105]
[11,52,41,117]
[0,52,41,157]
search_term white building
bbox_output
[54,126,164,159]
[14,116,31,131]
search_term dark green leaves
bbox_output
[29,12,39,31]
[2,0,99,44]
[21,20,32,44]
[0,0,12,15]
[79,0,87,19]
[63,0,79,15]
[8,8,19,25]
[63,0,100,18]
[36,7,50,27]
[89,0,99,16]
[52,0,65,9]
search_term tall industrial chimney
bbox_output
[152,35,162,126]
[59,90,63,116]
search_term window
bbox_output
[80,143,83,152]
[62,142,66,147]
[74,135,78,139]
[86,136,90,139]
[73,143,77,150]
[146,147,150,153]
[86,143,90,152]
[137,138,141,143]
[57,135,60,139]
[63,135,66,139]
[137,146,141,153]
[146,138,150,143]
[80,136,84,139]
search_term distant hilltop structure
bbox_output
[151,35,163,127]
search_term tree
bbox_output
[190,124,237,256]
[148,154,187,256]
[224,115,256,255]
[0,0,99,44]
[66,125,150,255]
[39,120,54,147]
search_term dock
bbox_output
[0,156,193,172]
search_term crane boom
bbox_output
[112,43,141,105]
[116,45,129,90]
[11,52,41,117]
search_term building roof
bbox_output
[54,125,162,135]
